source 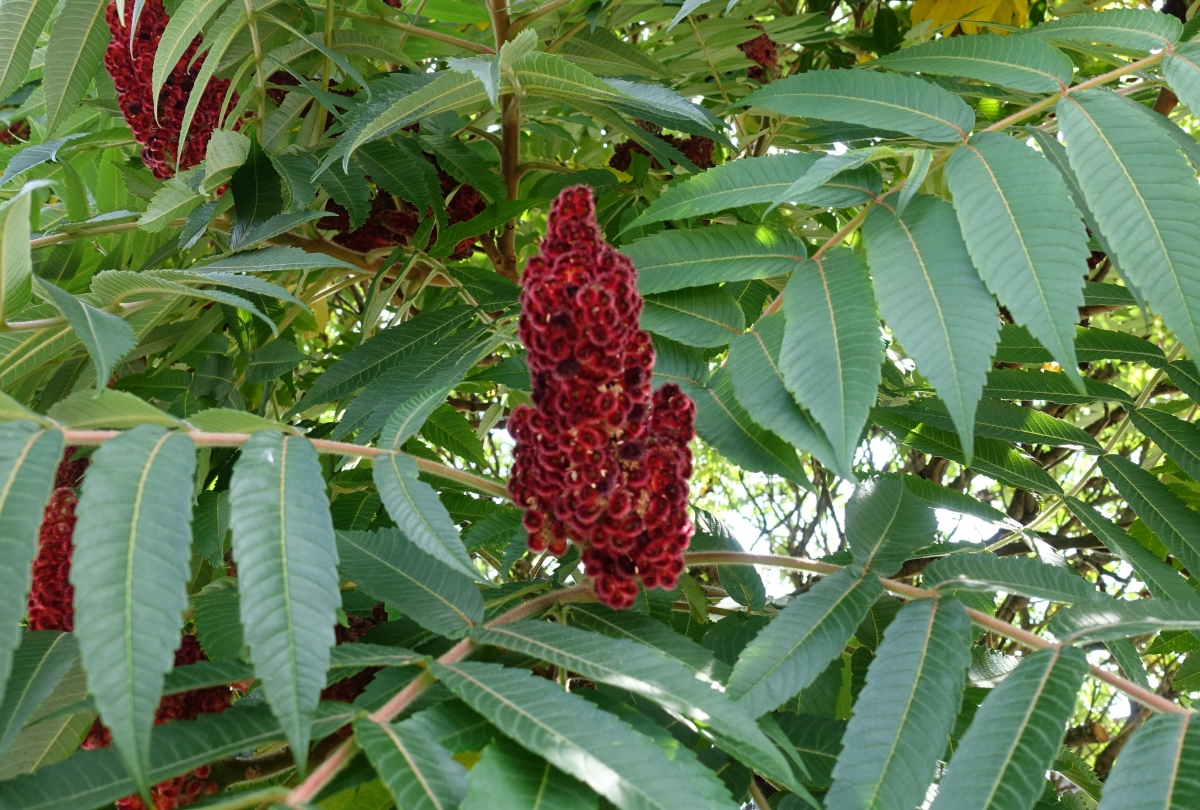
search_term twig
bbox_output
[683,551,1188,715]
[60,429,511,500]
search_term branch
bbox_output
[682,551,1188,716]
[60,429,511,500]
[283,583,596,807]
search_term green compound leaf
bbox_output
[742,69,974,143]
[1097,714,1200,810]
[862,195,999,462]
[0,422,62,712]
[727,569,881,718]
[72,425,196,796]
[871,34,1072,93]
[229,431,339,769]
[947,132,1089,387]
[930,646,1089,810]
[781,247,882,478]
[1050,600,1200,644]
[470,621,800,793]
[1057,89,1200,366]
[826,598,972,810]
[336,528,483,639]
[430,660,731,810]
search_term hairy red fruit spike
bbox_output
[28,485,80,632]
[88,635,234,809]
[738,31,779,82]
[103,0,233,178]
[509,186,696,609]
[609,134,716,173]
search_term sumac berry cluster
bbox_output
[609,133,716,172]
[738,29,780,82]
[104,0,232,178]
[508,186,696,609]
[27,449,87,632]
[326,155,485,259]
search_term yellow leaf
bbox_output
[910,0,1028,34]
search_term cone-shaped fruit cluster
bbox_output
[508,186,696,609]
[104,0,232,178]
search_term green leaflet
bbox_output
[46,389,183,430]
[1098,453,1200,576]
[826,598,972,810]
[1050,600,1200,643]
[930,646,1089,810]
[982,368,1131,405]
[679,367,812,489]
[190,245,358,273]
[564,604,729,680]
[470,621,799,792]
[1130,407,1200,484]
[151,0,231,110]
[895,474,1011,525]
[0,422,62,712]
[625,153,866,230]
[355,717,468,810]
[742,69,974,143]
[0,0,53,101]
[1064,497,1200,606]
[626,225,807,295]
[992,324,1166,368]
[1023,8,1180,53]
[39,283,136,390]
[1164,43,1200,117]
[844,476,936,575]
[336,528,483,638]
[641,286,745,348]
[727,569,881,717]
[430,660,731,810]
[42,0,108,135]
[461,743,596,810]
[781,247,882,477]
[71,425,196,795]
[229,431,339,768]
[947,132,1089,387]
[877,396,1102,452]
[923,555,1102,605]
[725,313,839,477]
[557,26,669,79]
[870,34,1072,93]
[373,452,479,581]
[0,658,91,779]
[1057,89,1200,366]
[872,410,1063,494]
[378,382,461,452]
[0,182,45,323]
[292,306,474,415]
[0,632,78,765]
[0,703,357,810]
[862,195,999,462]
[691,510,767,611]
[1098,714,1200,810]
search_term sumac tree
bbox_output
[0,0,1197,807]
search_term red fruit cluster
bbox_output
[104,0,233,178]
[507,186,696,609]
[609,134,716,172]
[84,635,233,809]
[0,119,29,145]
[321,602,387,706]
[738,30,779,82]
[28,448,88,632]
[326,166,484,260]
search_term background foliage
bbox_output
[0,0,1198,806]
